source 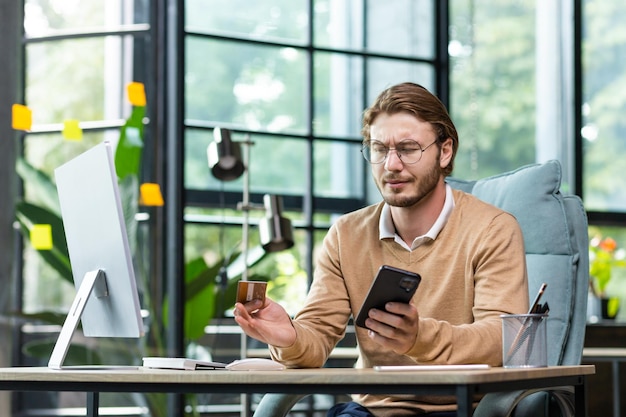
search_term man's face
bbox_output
[368,112,448,208]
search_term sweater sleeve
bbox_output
[269,224,352,367]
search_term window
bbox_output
[582,0,626,322]
[582,0,626,213]
[18,0,153,413]
[181,0,443,312]
[12,0,626,416]
[21,0,152,312]
[449,0,575,185]
[15,0,444,414]
[449,0,626,321]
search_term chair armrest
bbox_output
[252,393,310,417]
[473,388,574,417]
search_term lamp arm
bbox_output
[241,136,252,281]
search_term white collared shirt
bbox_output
[379,184,455,251]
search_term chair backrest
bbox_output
[447,160,589,366]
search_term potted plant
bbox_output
[589,235,626,319]
[14,104,274,416]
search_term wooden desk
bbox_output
[0,365,594,417]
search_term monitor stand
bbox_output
[48,269,108,369]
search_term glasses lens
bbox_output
[364,142,389,164]
[361,140,426,164]
[361,146,378,163]
[396,141,423,164]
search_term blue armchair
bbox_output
[252,160,589,417]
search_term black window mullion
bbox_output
[436,0,451,107]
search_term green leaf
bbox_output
[15,201,72,283]
[115,106,145,180]
[184,257,217,341]
[184,282,216,341]
[22,336,143,366]
[11,311,68,326]
[608,297,620,318]
[16,157,61,215]
[161,257,217,341]
[22,338,103,365]
[186,257,222,301]
[118,175,139,254]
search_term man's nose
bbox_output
[384,149,404,170]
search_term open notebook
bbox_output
[142,357,227,370]
[142,357,285,371]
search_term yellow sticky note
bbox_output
[30,224,53,250]
[140,183,164,206]
[127,82,147,106]
[62,119,83,141]
[12,104,32,131]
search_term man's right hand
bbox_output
[233,297,296,348]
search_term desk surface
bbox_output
[0,365,595,417]
[0,365,595,387]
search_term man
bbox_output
[234,82,529,416]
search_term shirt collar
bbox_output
[379,184,455,250]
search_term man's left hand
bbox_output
[364,301,419,354]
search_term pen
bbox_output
[505,283,548,362]
[528,283,547,314]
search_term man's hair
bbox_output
[361,82,459,177]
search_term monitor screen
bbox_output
[49,141,144,368]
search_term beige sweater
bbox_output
[270,189,529,415]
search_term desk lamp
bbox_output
[207,127,245,181]
[207,127,294,280]
[207,127,294,417]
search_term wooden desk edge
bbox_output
[0,365,595,385]
[583,347,626,359]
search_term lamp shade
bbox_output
[258,194,294,253]
[207,127,245,181]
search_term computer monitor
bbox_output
[48,141,144,369]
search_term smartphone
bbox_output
[354,265,421,329]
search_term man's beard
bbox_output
[379,162,441,208]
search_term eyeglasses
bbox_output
[361,139,438,165]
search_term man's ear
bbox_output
[439,137,453,169]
